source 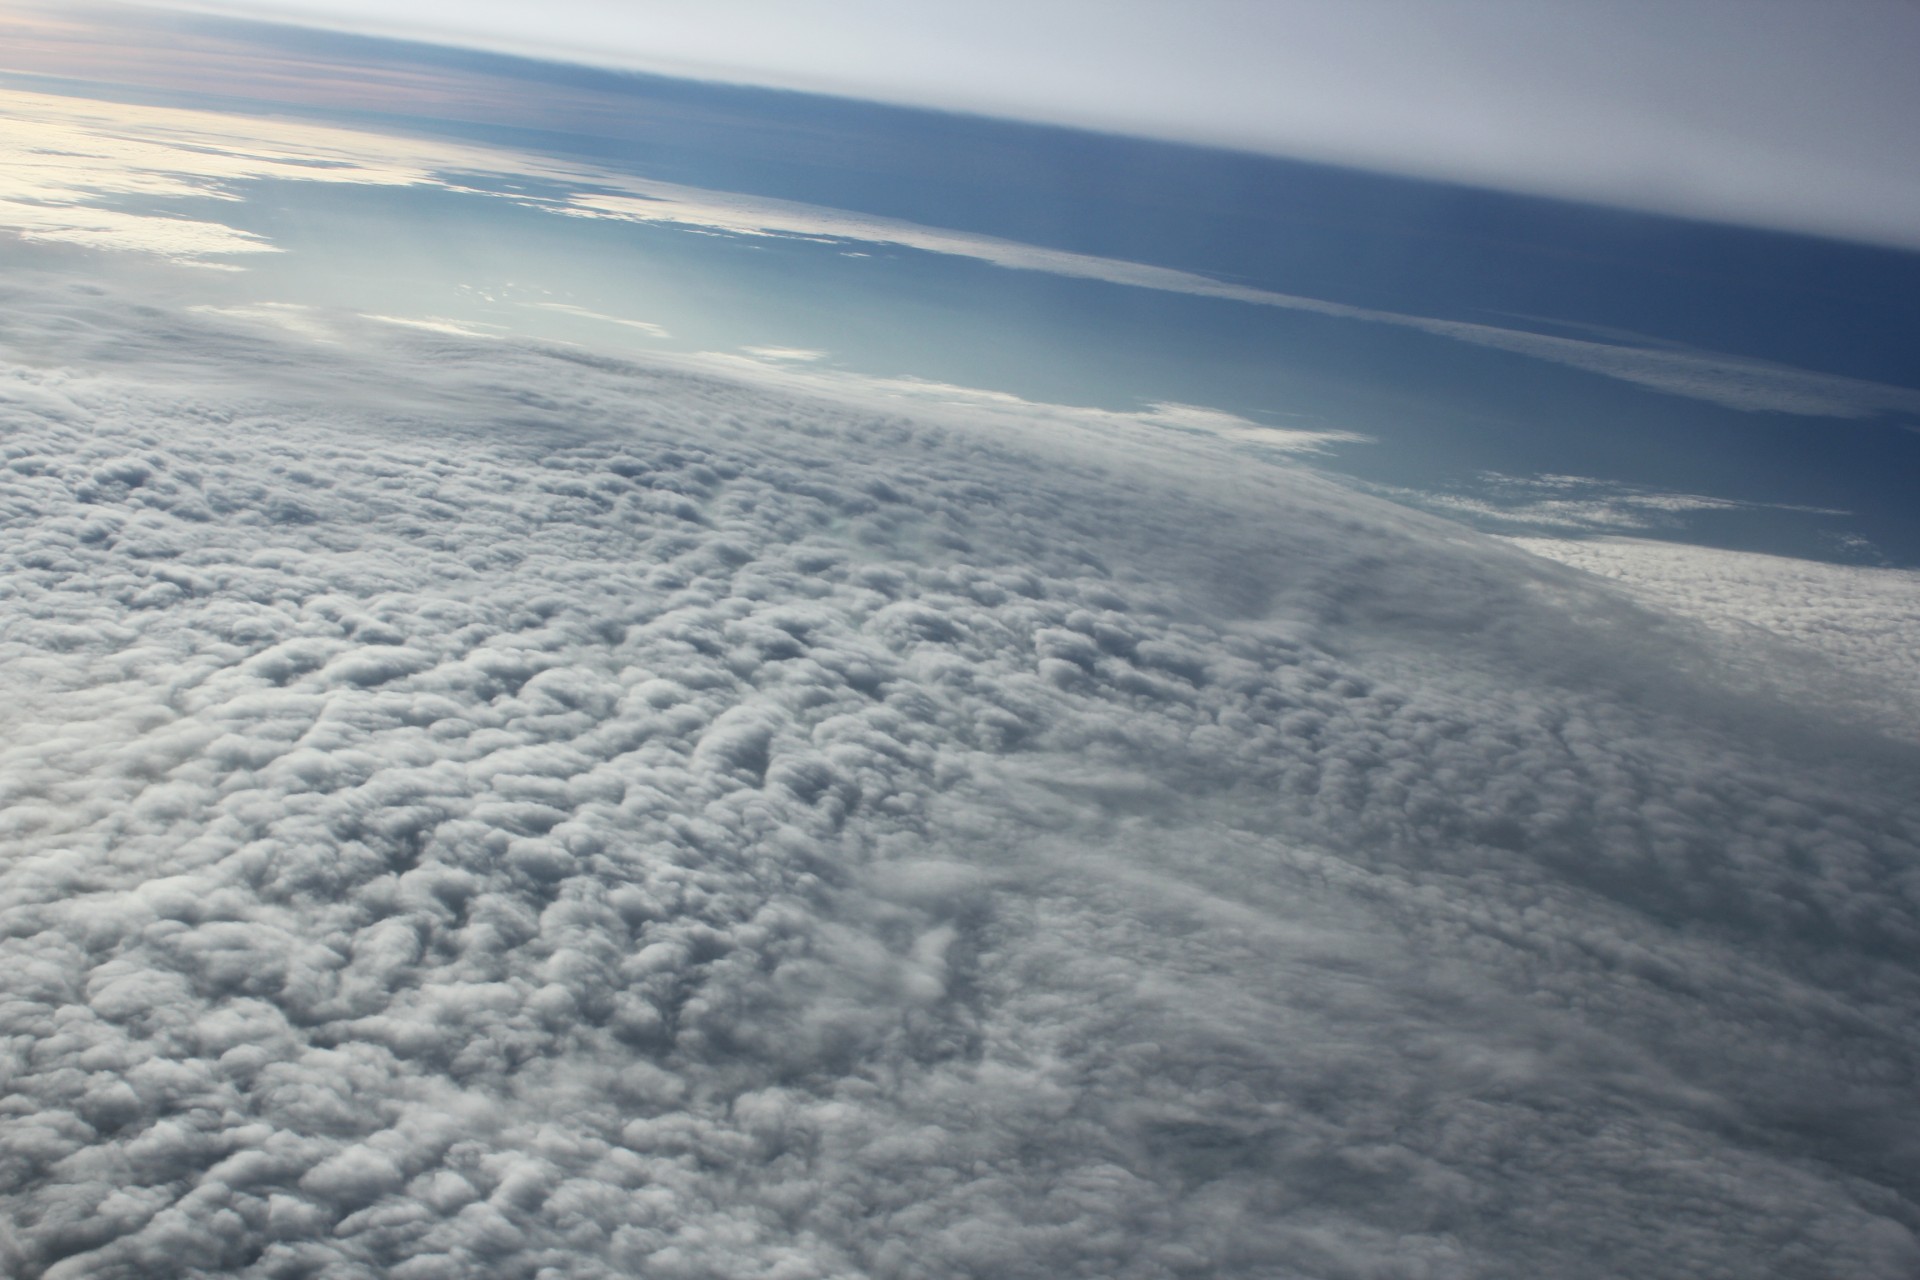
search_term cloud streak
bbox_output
[559,185,1920,420]
[1379,471,1847,536]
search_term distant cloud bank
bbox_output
[2,271,1918,1277]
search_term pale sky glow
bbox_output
[111,0,1920,250]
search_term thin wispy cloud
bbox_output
[528,302,671,338]
[739,345,827,362]
[1386,471,1848,536]
[688,348,1368,454]
[564,187,1920,419]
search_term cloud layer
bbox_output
[2,273,1919,1278]
[1509,534,1920,744]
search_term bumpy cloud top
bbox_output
[2,272,1918,1279]
[1510,535,1920,742]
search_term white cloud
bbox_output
[739,346,826,363]
[1379,472,1847,536]
[1508,535,1920,743]
[0,88,451,264]
[684,352,1369,455]
[2,273,1918,1277]
[530,303,671,339]
[365,313,503,338]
